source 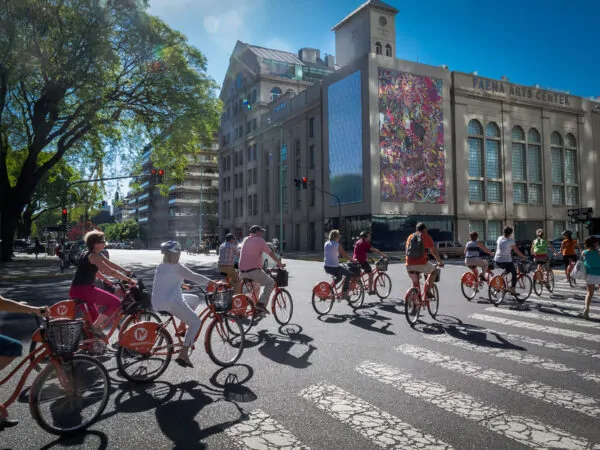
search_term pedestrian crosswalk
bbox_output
[220,276,599,449]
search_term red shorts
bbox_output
[69,284,120,322]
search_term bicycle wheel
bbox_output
[427,284,439,318]
[205,314,244,367]
[533,271,544,297]
[374,273,392,299]
[311,289,334,315]
[29,354,110,435]
[272,288,293,325]
[568,270,577,288]
[119,311,162,334]
[404,288,420,327]
[547,270,555,293]
[488,275,505,306]
[116,326,173,383]
[514,274,533,302]
[227,295,256,335]
[347,278,365,310]
[460,272,478,301]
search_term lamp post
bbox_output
[199,167,205,245]
[267,117,285,255]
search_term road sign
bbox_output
[567,207,592,221]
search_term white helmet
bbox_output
[161,240,182,254]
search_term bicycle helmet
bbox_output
[161,240,182,254]
[562,230,572,238]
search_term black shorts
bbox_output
[563,254,578,268]
[359,262,372,273]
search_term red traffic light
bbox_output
[151,169,157,175]
[302,177,308,183]
[61,208,68,215]
[158,169,164,176]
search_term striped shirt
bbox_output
[218,242,239,266]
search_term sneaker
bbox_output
[582,309,590,320]
[0,417,19,430]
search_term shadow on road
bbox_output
[244,326,317,369]
[317,307,394,335]
[39,430,109,450]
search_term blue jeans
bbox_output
[0,334,23,357]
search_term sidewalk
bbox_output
[281,250,407,263]
[0,254,72,281]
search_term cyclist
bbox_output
[582,236,600,319]
[560,230,580,279]
[353,231,387,295]
[152,241,211,368]
[69,231,135,337]
[324,229,354,299]
[531,229,556,274]
[464,231,494,282]
[218,233,241,294]
[494,226,527,295]
[238,225,284,315]
[405,223,444,298]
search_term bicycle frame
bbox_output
[407,272,432,306]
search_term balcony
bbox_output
[138,205,149,212]
[138,193,150,201]
[139,217,148,223]
[168,198,199,206]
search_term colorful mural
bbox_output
[379,69,445,203]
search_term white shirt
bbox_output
[324,240,340,267]
[151,263,210,310]
[494,236,515,263]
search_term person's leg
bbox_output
[89,286,121,329]
[0,335,22,371]
[508,263,518,289]
[583,284,594,319]
[168,297,203,367]
[339,266,353,295]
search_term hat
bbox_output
[249,225,265,234]
[359,231,370,238]
[225,233,236,241]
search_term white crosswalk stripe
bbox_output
[300,382,452,449]
[484,307,600,329]
[469,313,600,342]
[357,361,593,449]
[422,334,600,383]
[394,344,600,418]
[225,409,309,450]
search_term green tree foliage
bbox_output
[100,219,141,243]
[0,0,221,260]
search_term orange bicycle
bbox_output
[532,258,555,296]
[240,268,293,327]
[460,257,495,300]
[404,265,441,326]
[1,318,110,435]
[116,285,246,383]
[311,263,366,315]
[488,259,533,305]
[362,257,392,299]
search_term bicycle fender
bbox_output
[119,321,161,354]
[230,294,252,316]
[461,272,476,287]
[48,300,77,319]
[313,282,331,299]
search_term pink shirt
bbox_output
[238,234,270,271]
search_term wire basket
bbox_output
[270,268,289,287]
[518,261,533,274]
[45,319,83,356]
[209,289,234,312]
[375,259,388,272]
[347,263,361,277]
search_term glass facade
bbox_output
[372,215,454,251]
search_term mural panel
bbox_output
[328,70,363,205]
[379,69,445,203]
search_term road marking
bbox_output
[423,334,600,384]
[300,382,452,449]
[394,344,600,419]
[225,409,309,450]
[357,361,591,449]
[484,307,600,329]
[469,313,600,342]
[525,299,599,316]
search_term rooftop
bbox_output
[332,0,399,31]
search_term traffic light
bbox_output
[294,178,301,191]
[158,169,164,183]
[61,208,68,226]
[151,168,164,183]
[243,98,251,111]
[302,177,308,189]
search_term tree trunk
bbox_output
[0,208,18,261]
[17,209,33,239]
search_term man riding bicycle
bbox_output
[405,223,444,298]
[239,225,284,315]
[560,230,580,278]
[218,234,241,294]
[494,226,527,295]
[353,231,387,294]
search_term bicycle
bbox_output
[311,263,366,315]
[565,255,578,288]
[240,268,293,328]
[532,257,555,296]
[404,264,441,327]
[116,285,245,383]
[1,317,110,435]
[460,257,495,301]
[362,257,392,299]
[488,258,533,305]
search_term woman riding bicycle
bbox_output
[531,229,556,272]
[464,231,494,282]
[323,229,353,299]
[560,230,580,278]
[69,231,135,337]
[494,226,527,295]
[151,240,211,368]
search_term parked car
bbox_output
[433,241,463,259]
[13,239,30,253]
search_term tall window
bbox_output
[565,134,578,206]
[469,220,485,238]
[512,126,542,205]
[551,132,578,206]
[488,220,502,241]
[468,120,502,203]
[375,42,382,55]
[309,180,315,206]
[271,87,282,102]
[294,141,301,209]
[265,167,270,212]
[385,44,392,57]
[309,145,315,168]
[253,193,258,215]
[309,117,315,138]
[247,195,252,216]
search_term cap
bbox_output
[249,225,265,234]
[225,233,236,241]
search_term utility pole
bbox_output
[280,126,284,256]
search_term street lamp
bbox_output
[267,117,284,255]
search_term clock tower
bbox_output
[331,0,398,68]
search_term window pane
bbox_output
[485,139,500,178]
[512,143,525,180]
[566,134,576,148]
[485,122,500,138]
[551,148,563,183]
[553,221,566,240]
[468,138,483,177]
[469,220,485,237]
[469,180,483,202]
[513,183,527,204]
[565,150,577,184]
[527,145,541,181]
[468,120,483,136]
[528,184,542,205]
[551,132,562,146]
[512,126,525,141]
[566,186,579,206]
[552,185,564,205]
[488,221,502,240]
[487,181,502,202]
[527,128,540,143]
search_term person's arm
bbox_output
[427,240,444,266]
[0,294,46,316]
[175,264,211,285]
[265,242,284,267]
[95,271,113,286]
[339,245,350,261]
[89,253,135,285]
[477,242,493,256]
[560,241,566,253]
[370,246,386,258]
[510,244,527,259]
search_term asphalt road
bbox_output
[1,250,599,449]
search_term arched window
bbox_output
[484,122,502,202]
[551,131,579,206]
[485,122,500,138]
[467,120,484,202]
[512,127,542,205]
[270,87,282,102]
[551,131,563,147]
[566,133,576,148]
[385,44,392,57]
[375,42,382,55]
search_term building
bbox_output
[128,139,220,248]
[218,0,600,251]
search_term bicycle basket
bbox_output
[375,259,388,272]
[347,263,361,277]
[45,318,83,356]
[270,268,289,287]
[209,289,234,312]
[518,261,533,274]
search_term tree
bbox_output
[0,0,220,260]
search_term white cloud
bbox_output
[203,16,219,35]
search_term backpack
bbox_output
[532,238,548,255]
[406,233,424,259]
